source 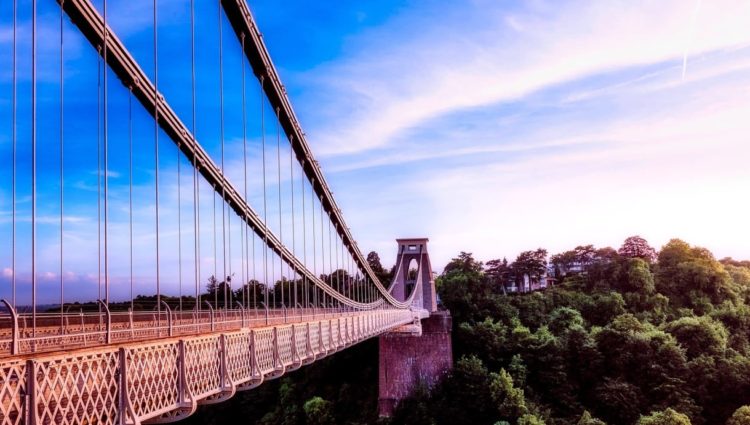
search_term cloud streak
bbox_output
[298,0,750,157]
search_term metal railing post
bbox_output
[80,309,86,346]
[160,301,173,337]
[261,302,268,326]
[1,299,19,355]
[177,340,186,404]
[118,347,128,425]
[97,300,112,344]
[205,301,215,332]
[235,301,246,328]
[219,334,227,389]
[25,359,36,425]
[272,327,279,370]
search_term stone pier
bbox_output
[378,310,453,417]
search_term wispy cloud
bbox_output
[297,0,750,157]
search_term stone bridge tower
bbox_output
[390,238,438,312]
[378,238,453,417]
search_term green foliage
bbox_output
[727,406,750,425]
[622,258,655,294]
[518,414,546,425]
[664,316,728,358]
[431,243,750,425]
[578,410,607,425]
[548,307,584,335]
[656,239,736,310]
[489,369,528,420]
[636,408,691,425]
[304,397,334,425]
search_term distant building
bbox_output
[505,272,555,294]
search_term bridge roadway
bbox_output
[0,307,425,425]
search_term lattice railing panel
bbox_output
[293,325,308,362]
[309,325,320,356]
[276,327,293,367]
[126,343,180,418]
[34,349,119,425]
[0,361,26,425]
[224,332,253,384]
[330,321,339,350]
[184,336,221,398]
[321,322,330,352]
[254,330,275,375]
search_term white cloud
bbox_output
[300,0,750,156]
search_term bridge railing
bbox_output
[0,307,400,357]
[0,308,417,425]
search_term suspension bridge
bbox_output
[0,0,451,424]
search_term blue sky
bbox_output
[1,0,750,304]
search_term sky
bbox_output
[0,0,749,304]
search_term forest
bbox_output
[184,237,750,425]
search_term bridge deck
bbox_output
[0,308,419,425]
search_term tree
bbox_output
[303,396,334,425]
[577,411,606,425]
[664,316,728,358]
[489,369,528,420]
[592,378,643,424]
[367,251,392,284]
[656,239,736,308]
[727,406,750,425]
[444,252,484,275]
[619,236,657,263]
[511,249,548,289]
[486,258,512,294]
[552,245,598,278]
[551,250,579,278]
[636,408,691,425]
[622,258,655,293]
[548,307,584,335]
[518,414,546,425]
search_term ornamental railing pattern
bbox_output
[0,309,418,425]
